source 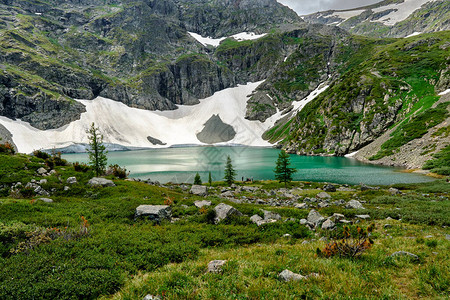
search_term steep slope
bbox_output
[271,31,449,169]
[303,0,450,38]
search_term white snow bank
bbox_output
[0,82,280,153]
[406,31,422,37]
[332,9,364,20]
[438,89,450,96]
[345,151,359,158]
[188,31,266,47]
[371,0,436,26]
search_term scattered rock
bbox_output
[389,187,401,195]
[250,214,263,224]
[384,224,392,229]
[424,235,433,239]
[345,200,365,209]
[49,170,57,175]
[39,179,47,185]
[300,219,308,225]
[316,192,331,199]
[321,219,335,230]
[63,186,70,191]
[66,177,77,184]
[323,184,336,192]
[360,184,375,191]
[301,240,309,244]
[262,210,281,221]
[37,167,47,175]
[319,236,328,241]
[135,205,171,221]
[339,220,352,224]
[38,198,53,203]
[318,201,329,208]
[190,185,208,196]
[143,295,162,300]
[390,251,419,260]
[278,269,306,282]
[295,203,308,209]
[331,213,345,222]
[355,214,370,220]
[307,209,325,227]
[446,234,450,241]
[283,233,291,238]
[214,203,243,223]
[87,177,115,187]
[194,200,212,209]
[220,191,234,198]
[207,260,227,273]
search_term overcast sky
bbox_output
[277,0,382,15]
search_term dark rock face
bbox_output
[196,114,236,144]
[147,136,166,146]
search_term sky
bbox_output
[277,0,382,15]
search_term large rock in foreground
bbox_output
[214,203,243,223]
[135,205,171,221]
[87,177,116,187]
[190,185,208,196]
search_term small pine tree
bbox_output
[224,155,236,186]
[86,122,107,177]
[194,172,202,185]
[274,150,297,187]
[208,171,212,187]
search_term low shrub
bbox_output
[32,150,50,160]
[0,142,15,154]
[317,224,374,258]
[73,162,90,172]
[106,164,129,179]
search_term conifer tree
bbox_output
[194,172,202,185]
[224,155,236,186]
[87,122,107,177]
[274,150,297,187]
[208,171,212,187]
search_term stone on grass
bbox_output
[340,220,352,224]
[345,200,365,209]
[38,198,53,203]
[390,251,419,260]
[300,219,308,225]
[37,167,47,175]
[316,192,331,199]
[214,203,243,223]
[207,260,227,273]
[355,214,370,220]
[307,209,325,226]
[39,179,47,185]
[66,177,77,184]
[250,214,263,224]
[318,201,329,208]
[321,219,335,230]
[194,200,212,209]
[143,295,161,300]
[278,269,306,282]
[135,205,171,221]
[190,185,207,196]
[87,177,115,187]
[263,210,281,221]
[331,213,345,222]
[64,186,70,191]
[323,184,336,192]
[389,187,401,195]
[295,203,308,209]
[220,191,234,198]
[446,234,450,241]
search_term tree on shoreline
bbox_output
[194,172,202,185]
[224,156,236,186]
[87,122,107,177]
[274,150,297,187]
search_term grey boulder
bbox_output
[214,203,243,223]
[307,209,325,226]
[190,185,207,196]
[88,177,115,187]
[207,260,227,273]
[66,177,77,184]
[345,200,365,209]
[321,219,335,230]
[135,205,171,221]
[278,269,306,282]
[194,200,212,208]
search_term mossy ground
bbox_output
[0,153,449,299]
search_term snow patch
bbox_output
[188,31,266,47]
[345,151,359,158]
[438,89,450,96]
[406,31,422,37]
[0,82,285,153]
[332,9,364,20]
[371,0,436,26]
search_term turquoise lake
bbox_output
[62,146,434,185]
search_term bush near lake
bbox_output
[0,152,449,299]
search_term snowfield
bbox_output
[188,31,267,47]
[371,0,436,26]
[0,82,328,153]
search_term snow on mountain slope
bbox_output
[188,32,267,47]
[0,81,330,154]
[371,0,437,25]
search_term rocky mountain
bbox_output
[0,0,449,171]
[0,0,302,129]
[303,0,450,38]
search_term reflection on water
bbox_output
[63,146,434,185]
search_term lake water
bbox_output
[62,146,434,185]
